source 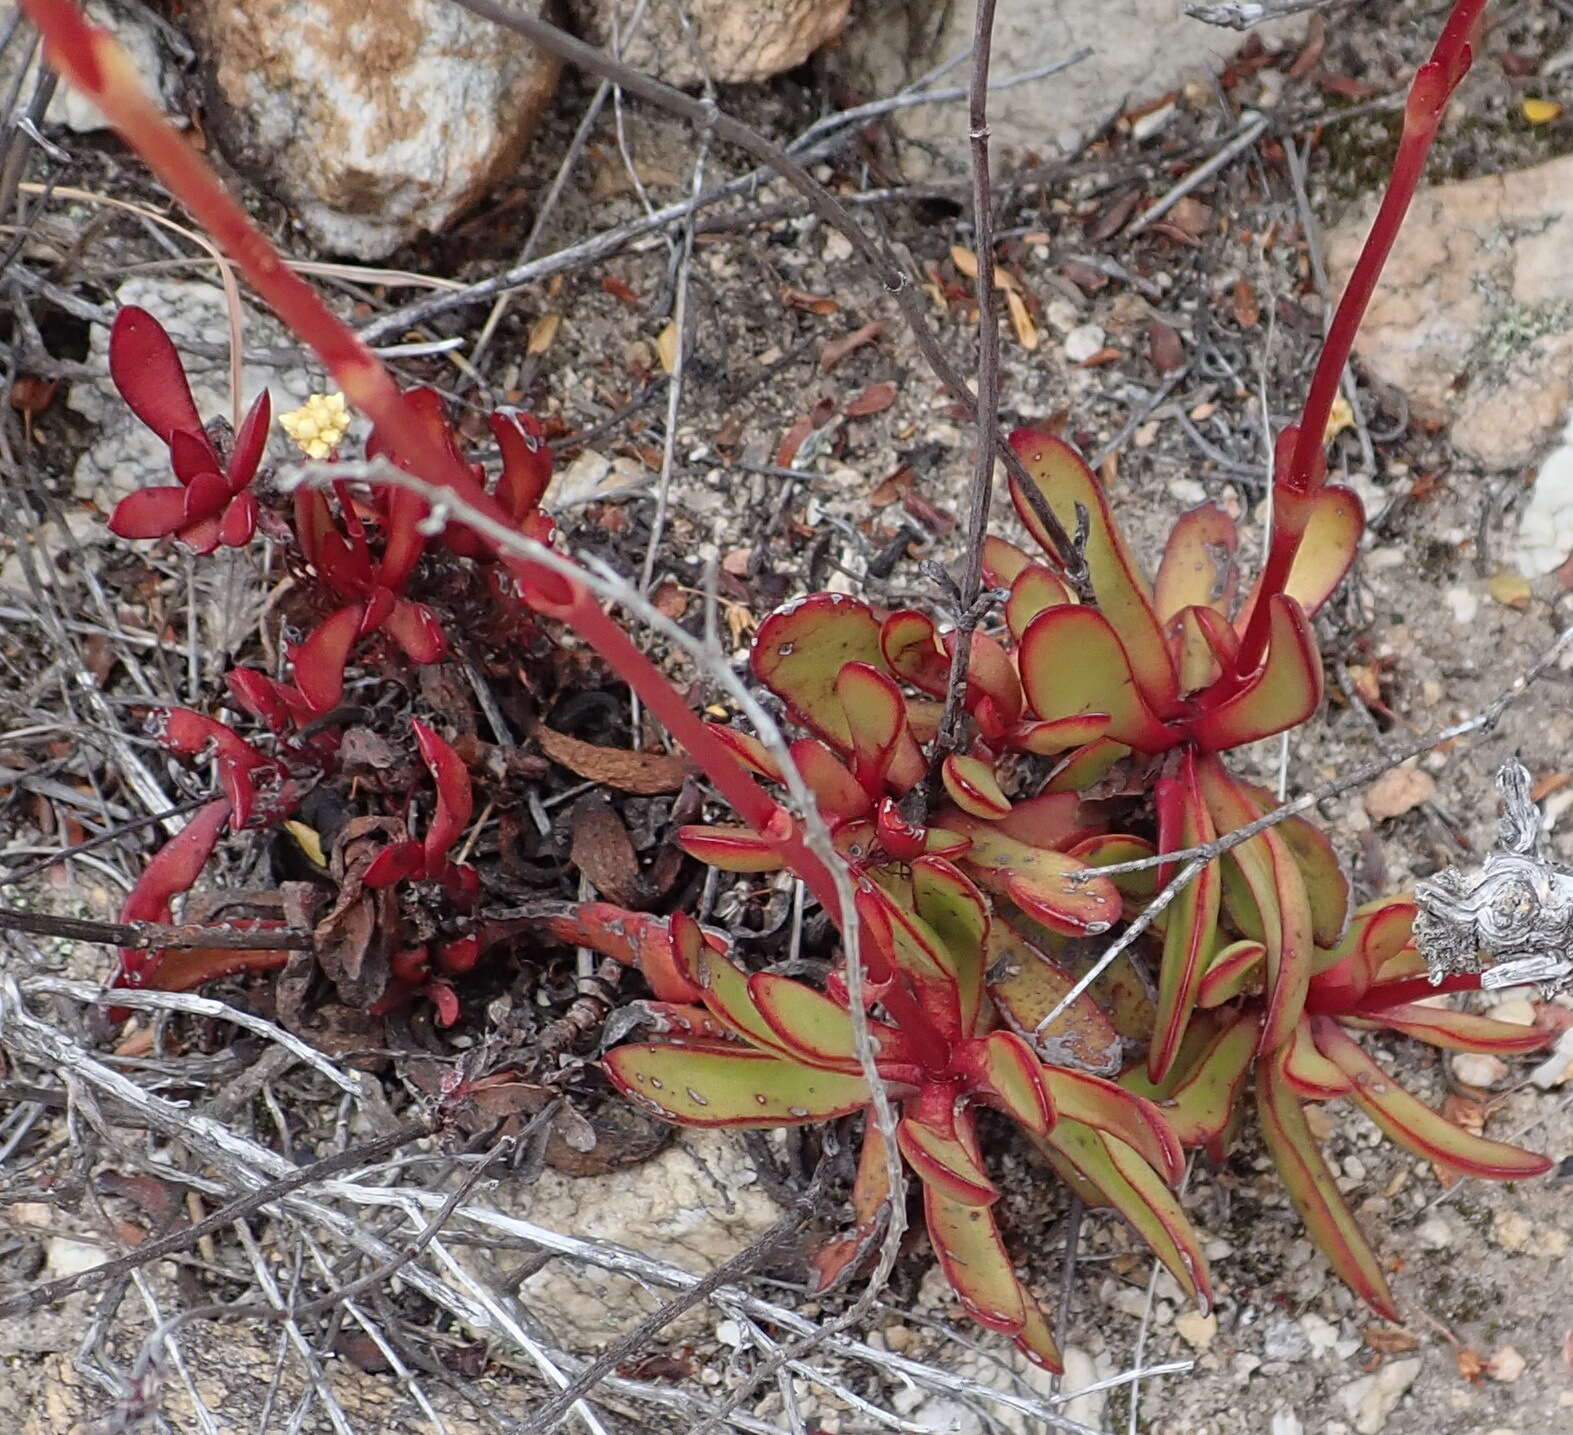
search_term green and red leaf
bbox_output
[945,812,1122,937]
[924,1184,1028,1334]
[986,919,1124,1075]
[1137,1008,1258,1154]
[1154,501,1238,622]
[1349,1003,1549,1054]
[1042,1066,1182,1184]
[676,824,787,872]
[966,1030,1057,1135]
[899,1112,1000,1205]
[1190,596,1323,751]
[941,753,1012,819]
[753,593,885,748]
[809,1117,893,1292]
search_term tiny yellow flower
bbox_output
[279,392,351,460]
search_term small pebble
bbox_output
[1064,323,1106,363]
[1492,1210,1532,1252]
[1175,1311,1217,1350]
[1416,1215,1454,1250]
[1487,1346,1526,1383]
[1452,1051,1510,1087]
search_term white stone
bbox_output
[1064,324,1106,363]
[43,1237,101,1281]
[1446,586,1481,626]
[1058,1347,1108,1432]
[1271,1410,1304,1435]
[1451,1051,1510,1087]
[1516,411,1573,574]
[1299,1312,1339,1356]
[183,0,560,259]
[1530,1026,1573,1088]
[1416,1215,1454,1250]
[1174,1310,1217,1349]
[1338,1357,1421,1435]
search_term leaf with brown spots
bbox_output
[537,726,692,794]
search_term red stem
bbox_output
[1235,0,1486,674]
[21,1,840,909]
[1334,971,1483,1014]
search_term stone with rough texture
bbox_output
[183,0,560,258]
[1338,1356,1422,1435]
[475,1130,781,1347]
[846,1,1293,164]
[568,0,851,87]
[1327,156,1573,481]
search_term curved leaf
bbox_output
[749,970,907,1072]
[1191,596,1323,751]
[1238,484,1364,631]
[967,1030,1056,1135]
[1006,565,1075,641]
[986,920,1124,1075]
[289,603,363,713]
[1008,429,1180,713]
[1044,737,1130,793]
[912,856,990,1034]
[790,737,872,821]
[923,1184,1026,1334]
[1350,1003,1550,1054]
[1043,1066,1183,1185]
[605,1043,874,1127]
[836,661,906,794]
[946,814,1121,937]
[1238,780,1351,949]
[881,608,948,694]
[941,753,1011,819]
[1314,1019,1553,1180]
[108,307,210,449]
[1149,753,1221,1083]
[1011,713,1112,755]
[1143,1009,1258,1150]
[1067,834,1159,907]
[109,485,187,539]
[1282,1016,1354,1099]
[1019,605,1174,752]
[676,824,786,873]
[1257,1045,1396,1319]
[1196,938,1266,1008]
[809,1117,892,1292]
[753,593,885,747]
[899,1113,1000,1206]
[1154,502,1238,622]
[981,534,1034,587]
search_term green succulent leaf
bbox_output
[899,1112,1000,1206]
[1282,1016,1355,1099]
[1154,501,1239,623]
[836,661,907,792]
[912,856,990,1034]
[753,593,885,748]
[944,812,1122,937]
[1012,713,1113,755]
[1034,1120,1212,1312]
[1238,485,1364,629]
[789,737,872,821]
[603,1042,874,1127]
[1008,429,1180,714]
[1006,566,1076,640]
[1067,833,1160,907]
[923,1184,1027,1335]
[1042,1066,1183,1185]
[1190,596,1323,751]
[985,919,1124,1075]
[1044,737,1131,793]
[982,534,1034,587]
[1197,754,1313,1056]
[1314,1018,1553,1180]
[748,971,863,1071]
[1256,1045,1397,1320]
[1018,605,1174,752]
[881,608,948,694]
[1137,1008,1258,1153]
[1238,780,1350,948]
[676,824,786,873]
[968,1030,1057,1135]
[1313,898,1415,977]
[1012,1302,1064,1374]
[1149,754,1222,1084]
[1196,937,1266,1008]
[1348,1003,1550,1055]
[941,753,1012,819]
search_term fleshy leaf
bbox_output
[912,856,990,1035]
[1149,753,1221,1083]
[1067,834,1159,906]
[1034,1120,1211,1312]
[1196,938,1266,1008]
[1018,605,1173,752]
[708,725,782,782]
[1314,898,1415,977]
[1238,780,1351,948]
[676,825,786,872]
[1237,485,1364,630]
[290,603,364,713]
[1042,1066,1182,1184]
[790,738,872,821]
[604,1043,874,1127]
[1190,596,1323,751]
[1008,429,1180,713]
[383,599,447,664]
[923,1185,1026,1334]
[1197,754,1312,1056]
[941,753,1011,819]
[836,661,907,794]
[1006,565,1075,640]
[810,1117,893,1292]
[881,608,948,694]
[1153,502,1238,622]
[753,594,885,748]
[1256,1045,1397,1320]
[899,1113,1000,1205]
[1043,737,1130,793]
[982,534,1034,586]
[749,971,867,1071]
[1012,1302,1063,1373]
[115,798,233,988]
[986,920,1124,1076]
[229,389,272,487]
[412,720,472,867]
[1314,1019,1552,1180]
[1352,1003,1549,1054]
[944,812,1121,937]
[967,1030,1056,1135]
[108,306,210,450]
[1144,1009,1258,1151]
[109,485,188,539]
[1011,713,1112,755]
[1282,1017,1354,1099]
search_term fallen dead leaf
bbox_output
[820,321,884,371]
[781,286,838,316]
[1486,1346,1526,1383]
[1363,766,1435,821]
[656,321,679,374]
[537,726,692,794]
[950,244,979,278]
[1364,1326,1420,1355]
[1531,771,1572,802]
[1522,97,1563,124]
[527,313,561,355]
[845,382,897,418]
[1455,1347,1486,1383]
[1006,288,1039,350]
[1304,1103,1336,1140]
[1487,571,1533,609]
[1232,277,1260,329]
[570,794,643,908]
[1148,320,1185,373]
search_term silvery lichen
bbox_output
[1413,759,1573,995]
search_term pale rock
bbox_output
[1262,1315,1312,1362]
[904,1396,980,1434]
[1492,1209,1533,1253]
[1271,1410,1304,1435]
[1064,324,1106,363]
[1529,1026,1573,1088]
[1416,1215,1454,1250]
[1446,586,1481,626]
[952,1344,1063,1435]
[1338,1356,1421,1435]
[43,1237,101,1281]
[1058,1347,1108,1432]
[1045,298,1081,333]
[67,278,324,511]
[569,0,850,86]
[846,1,1295,166]
[1174,1310,1217,1349]
[1363,766,1436,822]
[1329,156,1573,477]
[184,0,560,259]
[1451,1051,1510,1088]
[473,1130,781,1347]
[0,0,183,133]
[1299,1312,1339,1357]
[1487,1346,1526,1383]
[1514,411,1573,574]
[1489,996,1539,1026]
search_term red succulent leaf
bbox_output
[290,603,363,712]
[790,738,872,821]
[412,720,472,866]
[874,797,928,861]
[359,584,398,635]
[1010,713,1112,755]
[436,934,483,974]
[943,629,1024,727]
[1349,1002,1549,1054]
[964,1030,1056,1135]
[182,470,230,524]
[109,485,188,539]
[383,599,447,664]
[899,1108,1000,1205]
[170,428,219,485]
[1256,1043,1398,1320]
[1044,736,1131,794]
[836,661,907,795]
[1191,596,1323,751]
[924,1182,1030,1335]
[1042,1066,1182,1185]
[748,970,881,1073]
[676,824,787,872]
[229,389,272,488]
[981,534,1034,587]
[491,409,552,517]
[115,797,231,987]
[880,608,949,695]
[225,668,313,733]
[707,725,782,782]
[362,840,424,888]
[809,1118,893,1292]
[1149,753,1221,1083]
[425,979,461,1027]
[108,307,211,454]
[217,490,258,548]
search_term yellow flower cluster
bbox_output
[278,392,351,459]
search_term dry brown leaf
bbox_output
[1148,320,1185,374]
[1363,1326,1420,1355]
[1363,766,1436,822]
[1232,277,1260,329]
[1006,288,1039,350]
[845,382,897,418]
[570,794,642,908]
[950,244,979,278]
[656,321,679,374]
[527,313,561,355]
[651,581,689,620]
[537,726,692,794]
[1530,772,1571,802]
[1440,1091,1487,1136]
[820,321,885,372]
[1488,572,1533,609]
[1455,1347,1486,1383]
[781,286,838,316]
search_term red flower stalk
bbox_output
[106,307,270,554]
